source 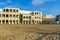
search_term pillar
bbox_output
[15,20,16,24]
[9,20,10,24]
[12,20,14,24]
[1,20,2,24]
[5,20,6,24]
[18,20,19,24]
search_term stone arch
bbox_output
[6,20,9,24]
[2,20,5,24]
[13,20,15,24]
[10,20,12,24]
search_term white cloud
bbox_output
[32,0,56,5]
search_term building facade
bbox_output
[22,11,42,24]
[42,14,54,24]
[0,8,54,24]
[0,8,20,24]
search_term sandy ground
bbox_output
[0,24,60,40]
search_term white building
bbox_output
[0,8,54,24]
[20,11,42,24]
[0,8,20,24]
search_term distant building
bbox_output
[42,14,54,24]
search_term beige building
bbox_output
[0,8,20,24]
[42,14,54,24]
[0,8,42,24]
[0,8,54,24]
[21,11,42,24]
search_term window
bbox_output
[13,20,15,22]
[6,20,8,22]
[16,10,18,12]
[10,14,12,17]
[2,14,5,17]
[16,15,18,17]
[13,9,15,12]
[10,20,12,22]
[26,21,28,24]
[26,16,28,18]
[23,16,25,18]
[6,20,8,24]
[13,15,15,17]
[16,20,18,24]
[16,20,18,22]
[3,9,5,12]
[23,20,25,24]
[6,9,9,12]
[6,14,8,17]
[2,20,5,22]
[10,9,12,12]
[29,16,31,18]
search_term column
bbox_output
[18,20,19,24]
[12,20,13,24]
[9,20,10,24]
[5,20,6,24]
[15,20,16,24]
[25,21,26,24]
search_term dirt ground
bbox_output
[0,24,60,40]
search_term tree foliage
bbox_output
[55,14,60,21]
[19,14,23,24]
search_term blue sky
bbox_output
[0,0,60,17]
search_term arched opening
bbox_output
[13,9,15,12]
[26,16,28,18]
[6,14,9,17]
[13,20,15,24]
[16,15,18,18]
[26,21,28,24]
[13,15,15,17]
[6,20,8,24]
[2,20,5,24]
[23,16,25,18]
[10,20,12,24]
[10,14,12,17]
[16,10,18,12]
[32,20,34,24]
[10,9,12,12]
[23,20,25,24]
[16,20,18,24]
[3,9,5,12]
[6,9,9,12]
[2,14,5,17]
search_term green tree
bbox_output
[55,14,60,21]
[19,14,23,24]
